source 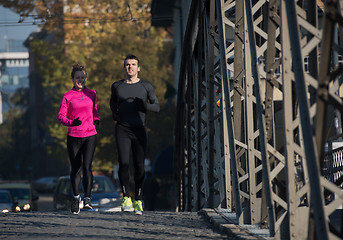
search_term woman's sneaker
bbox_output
[83,197,93,210]
[121,196,132,212]
[71,197,81,215]
[133,200,143,215]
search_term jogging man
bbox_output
[110,55,160,215]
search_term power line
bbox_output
[0,24,39,27]
[0,15,174,27]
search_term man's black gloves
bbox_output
[112,113,120,122]
[133,98,147,112]
[72,117,82,126]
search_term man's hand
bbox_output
[72,117,82,126]
[133,98,147,112]
[112,113,120,122]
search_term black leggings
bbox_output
[115,124,147,200]
[67,135,97,198]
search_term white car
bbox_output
[0,182,38,211]
[0,189,20,213]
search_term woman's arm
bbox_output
[93,91,100,122]
[58,96,73,126]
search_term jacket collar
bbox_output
[72,86,87,91]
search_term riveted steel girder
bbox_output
[174,0,343,239]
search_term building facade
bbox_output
[0,40,30,124]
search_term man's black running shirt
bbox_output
[110,79,160,128]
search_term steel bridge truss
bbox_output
[174,0,343,239]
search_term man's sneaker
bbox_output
[121,196,132,212]
[133,200,143,215]
[83,197,93,210]
[71,197,80,215]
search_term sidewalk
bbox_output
[200,208,273,240]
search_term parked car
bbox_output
[53,175,121,212]
[33,177,58,193]
[0,182,38,211]
[0,190,20,213]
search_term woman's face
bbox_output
[72,70,86,90]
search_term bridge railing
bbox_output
[174,0,343,239]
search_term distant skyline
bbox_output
[0,6,39,52]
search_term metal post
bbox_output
[244,0,275,235]
[216,0,242,220]
[284,1,329,239]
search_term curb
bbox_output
[199,208,271,240]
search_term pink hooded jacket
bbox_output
[58,87,100,138]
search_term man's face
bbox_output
[124,59,140,77]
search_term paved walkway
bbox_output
[0,210,230,240]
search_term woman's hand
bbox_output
[72,117,82,126]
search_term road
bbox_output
[37,193,54,212]
[1,211,231,239]
[0,193,231,240]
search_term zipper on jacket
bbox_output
[81,90,83,100]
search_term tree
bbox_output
[0,88,32,180]
[1,0,175,176]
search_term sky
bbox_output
[0,6,39,52]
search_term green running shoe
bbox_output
[133,200,143,215]
[121,196,132,212]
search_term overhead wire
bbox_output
[0,2,174,28]
[0,15,174,27]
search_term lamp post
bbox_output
[0,90,2,124]
[0,61,2,124]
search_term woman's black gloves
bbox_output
[72,117,82,126]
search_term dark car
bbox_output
[0,190,20,213]
[0,182,39,211]
[33,177,58,193]
[53,175,121,212]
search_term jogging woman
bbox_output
[58,63,100,214]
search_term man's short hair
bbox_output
[124,54,140,67]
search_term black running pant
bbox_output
[115,124,146,200]
[67,134,97,198]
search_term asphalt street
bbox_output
[0,193,234,240]
[37,193,54,212]
[1,210,230,240]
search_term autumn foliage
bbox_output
[0,0,175,176]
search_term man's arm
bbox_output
[110,84,120,121]
[146,83,160,112]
